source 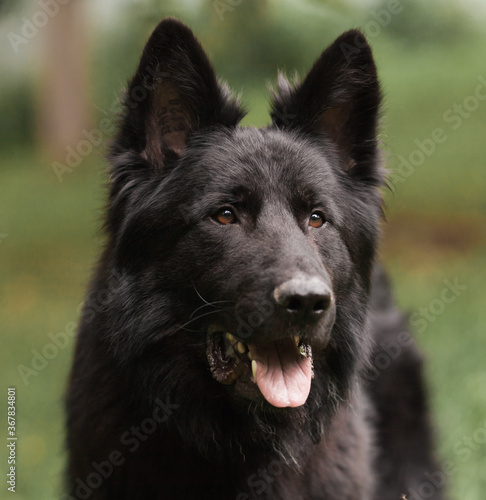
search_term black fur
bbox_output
[66,19,443,500]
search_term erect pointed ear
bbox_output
[113,18,245,168]
[270,30,382,183]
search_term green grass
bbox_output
[0,154,104,499]
[375,37,486,214]
[1,28,485,500]
[383,250,486,498]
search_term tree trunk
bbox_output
[38,0,91,162]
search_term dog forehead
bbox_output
[189,126,335,190]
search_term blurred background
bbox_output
[0,0,485,498]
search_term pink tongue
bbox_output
[249,339,312,408]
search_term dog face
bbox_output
[102,19,382,443]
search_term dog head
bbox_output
[103,18,383,452]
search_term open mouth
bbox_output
[207,327,314,408]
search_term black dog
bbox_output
[66,19,444,500]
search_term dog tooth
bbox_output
[236,342,246,354]
[294,335,300,346]
[251,360,257,380]
[225,333,236,343]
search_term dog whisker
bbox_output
[178,309,229,332]
[189,300,233,320]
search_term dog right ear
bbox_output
[110,18,244,171]
[270,30,382,185]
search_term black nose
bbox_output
[273,276,332,321]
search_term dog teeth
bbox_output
[299,344,312,358]
[251,360,257,380]
[236,342,246,354]
[294,335,300,346]
[224,333,248,356]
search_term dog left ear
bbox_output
[271,30,382,183]
[112,18,245,168]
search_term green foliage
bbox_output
[376,0,473,45]
[0,81,35,148]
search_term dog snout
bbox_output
[273,276,333,322]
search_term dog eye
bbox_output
[214,208,236,225]
[309,211,326,228]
